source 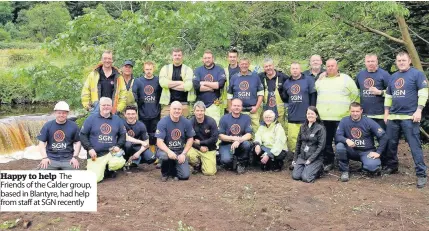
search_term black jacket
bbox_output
[294,123,326,162]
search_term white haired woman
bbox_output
[253,110,288,171]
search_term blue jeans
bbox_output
[156,150,190,180]
[219,141,252,166]
[89,101,100,115]
[336,143,381,172]
[385,119,427,177]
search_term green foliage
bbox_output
[0,1,13,25]
[0,72,32,104]
[17,2,71,42]
[4,21,19,39]
[0,27,10,41]
[0,41,40,49]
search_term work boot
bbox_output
[323,164,333,172]
[382,167,398,175]
[192,164,201,175]
[161,176,169,182]
[237,164,246,174]
[417,177,427,188]
[340,172,349,182]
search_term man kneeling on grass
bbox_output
[188,101,219,176]
[156,101,195,181]
[80,97,127,183]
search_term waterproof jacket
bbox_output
[159,64,196,105]
[81,64,127,114]
[294,122,326,163]
[254,121,287,156]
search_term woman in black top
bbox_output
[292,106,326,183]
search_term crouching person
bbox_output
[335,102,387,182]
[156,101,195,181]
[219,98,253,174]
[123,105,155,168]
[80,97,127,183]
[188,101,218,176]
[38,101,81,170]
[292,106,326,183]
[253,110,287,171]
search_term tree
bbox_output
[18,2,71,42]
[0,1,13,25]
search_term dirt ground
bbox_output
[1,142,429,231]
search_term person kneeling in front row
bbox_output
[292,106,326,183]
[253,110,287,171]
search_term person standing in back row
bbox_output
[383,51,428,188]
[315,58,359,172]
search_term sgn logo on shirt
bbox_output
[393,78,406,97]
[144,85,156,102]
[290,84,302,101]
[362,78,375,97]
[204,74,214,82]
[52,130,66,150]
[350,127,365,147]
[127,129,135,137]
[238,81,251,98]
[169,129,182,149]
[230,124,241,135]
[99,123,113,143]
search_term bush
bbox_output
[0,72,33,104]
[0,27,10,41]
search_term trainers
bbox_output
[237,164,245,174]
[161,176,169,182]
[382,167,398,175]
[417,177,427,188]
[173,177,179,181]
[340,172,349,182]
[323,164,333,172]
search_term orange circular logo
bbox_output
[230,124,241,135]
[100,123,112,135]
[171,129,182,141]
[127,129,135,137]
[239,81,249,91]
[363,78,375,88]
[53,130,65,142]
[204,74,214,82]
[394,78,405,89]
[144,85,154,95]
[268,96,276,107]
[291,84,301,94]
[351,127,362,139]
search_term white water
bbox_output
[0,146,88,164]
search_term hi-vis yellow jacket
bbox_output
[81,64,127,114]
[159,64,196,105]
[254,121,287,156]
[315,73,360,121]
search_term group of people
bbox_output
[36,48,428,188]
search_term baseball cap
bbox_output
[123,60,134,67]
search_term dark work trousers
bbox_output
[123,142,155,164]
[336,143,381,172]
[141,117,160,145]
[323,120,340,166]
[292,157,323,183]
[372,118,387,167]
[385,119,427,177]
[253,146,286,170]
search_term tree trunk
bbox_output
[396,15,423,71]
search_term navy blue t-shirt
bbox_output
[228,72,264,108]
[155,116,195,154]
[80,114,127,156]
[219,113,253,144]
[386,67,428,115]
[283,75,316,123]
[336,116,385,152]
[228,65,240,80]
[193,64,226,107]
[133,76,162,119]
[37,120,80,161]
[355,68,390,116]
[123,120,149,141]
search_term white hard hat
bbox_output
[54,101,70,112]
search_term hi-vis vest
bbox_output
[159,64,196,105]
[124,78,136,106]
[315,73,360,121]
[262,75,284,108]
